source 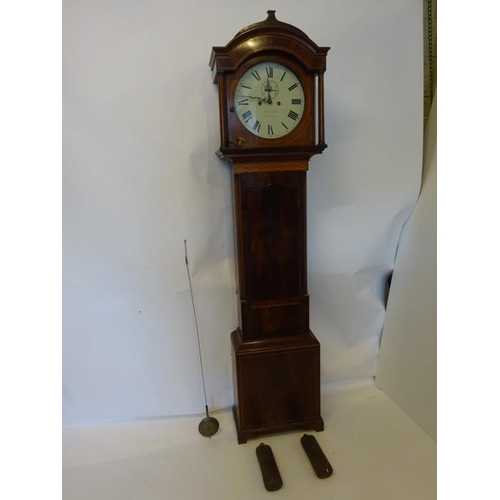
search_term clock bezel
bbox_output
[226,54,315,149]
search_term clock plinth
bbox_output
[210,11,329,443]
[231,329,324,444]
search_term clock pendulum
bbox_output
[210,11,329,444]
[184,240,220,438]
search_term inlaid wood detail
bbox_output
[234,161,308,173]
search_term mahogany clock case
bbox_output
[210,11,329,444]
[230,166,323,444]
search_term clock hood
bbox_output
[209,10,329,76]
[234,10,313,45]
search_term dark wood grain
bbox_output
[231,329,324,444]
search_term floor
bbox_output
[62,380,436,499]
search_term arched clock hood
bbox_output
[210,11,330,162]
[210,10,329,76]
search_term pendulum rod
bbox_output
[184,240,219,437]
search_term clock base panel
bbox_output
[231,329,324,444]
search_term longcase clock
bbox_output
[210,11,329,444]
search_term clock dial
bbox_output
[234,62,305,139]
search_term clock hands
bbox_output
[237,95,268,103]
[264,79,273,104]
[238,78,279,105]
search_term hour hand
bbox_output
[237,95,267,102]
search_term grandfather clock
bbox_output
[210,11,329,444]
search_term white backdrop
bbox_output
[376,95,437,439]
[63,0,423,424]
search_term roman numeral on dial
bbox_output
[242,110,252,122]
[266,67,273,78]
[238,98,249,105]
[253,120,261,132]
[268,124,274,136]
[288,83,298,91]
[291,99,302,105]
[288,110,299,121]
[251,70,261,81]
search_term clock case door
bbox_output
[210,11,329,444]
[235,169,309,341]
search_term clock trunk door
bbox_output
[236,170,308,341]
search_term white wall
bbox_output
[376,95,437,439]
[63,0,423,424]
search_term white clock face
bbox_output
[234,61,305,139]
